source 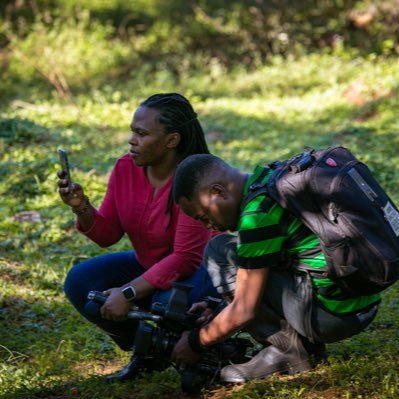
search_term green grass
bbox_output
[1,52,399,398]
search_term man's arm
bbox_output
[172,267,269,367]
[199,267,269,345]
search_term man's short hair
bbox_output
[173,154,226,202]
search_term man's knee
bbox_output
[205,234,227,264]
[204,234,238,296]
[204,234,238,268]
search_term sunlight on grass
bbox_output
[2,52,399,398]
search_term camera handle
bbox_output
[87,290,162,322]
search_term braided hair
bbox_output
[140,93,210,226]
[141,93,209,158]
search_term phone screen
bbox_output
[58,148,71,182]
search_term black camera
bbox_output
[87,282,254,393]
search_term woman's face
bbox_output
[128,106,176,167]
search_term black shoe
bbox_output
[106,356,168,382]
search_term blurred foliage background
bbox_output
[1,0,399,100]
[1,1,399,398]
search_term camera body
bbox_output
[88,282,254,393]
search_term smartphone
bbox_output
[58,148,71,182]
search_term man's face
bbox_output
[179,186,239,232]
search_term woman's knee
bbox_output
[63,255,109,309]
[64,263,79,296]
[64,251,138,303]
[64,262,91,309]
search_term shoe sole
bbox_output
[221,358,312,383]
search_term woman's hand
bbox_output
[57,170,86,208]
[100,287,131,322]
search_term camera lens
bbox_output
[133,321,154,356]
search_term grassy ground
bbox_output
[1,53,399,398]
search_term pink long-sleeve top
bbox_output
[77,154,213,289]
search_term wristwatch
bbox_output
[121,286,137,302]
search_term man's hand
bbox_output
[171,331,201,369]
[188,301,215,326]
[100,287,131,321]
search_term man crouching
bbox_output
[171,154,379,383]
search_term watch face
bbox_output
[122,286,136,301]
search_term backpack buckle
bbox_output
[288,150,314,173]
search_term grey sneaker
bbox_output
[220,344,313,383]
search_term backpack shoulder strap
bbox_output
[244,167,272,205]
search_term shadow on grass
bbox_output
[0,365,191,399]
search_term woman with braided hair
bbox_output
[57,93,217,380]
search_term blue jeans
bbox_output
[64,251,218,350]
